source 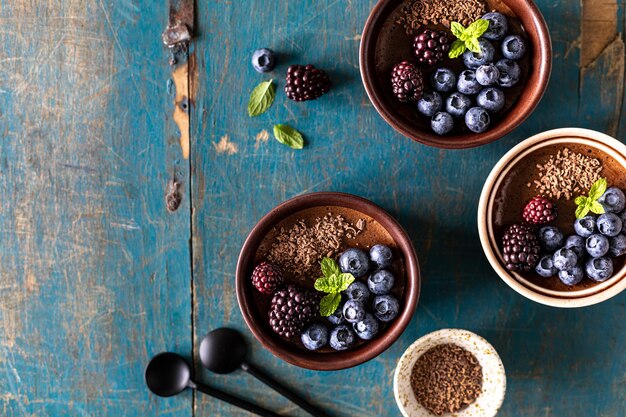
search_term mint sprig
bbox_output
[448,19,489,59]
[575,178,607,218]
[314,258,354,316]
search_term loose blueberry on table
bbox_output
[390,12,528,135]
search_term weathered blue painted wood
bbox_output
[192,1,625,417]
[0,2,191,416]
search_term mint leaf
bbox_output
[575,196,588,206]
[248,80,275,117]
[468,37,481,53]
[320,293,342,316]
[590,200,605,214]
[449,39,466,59]
[450,22,465,39]
[588,178,607,200]
[576,204,591,219]
[337,273,355,292]
[466,19,489,38]
[321,257,340,278]
[314,276,334,293]
[273,124,304,149]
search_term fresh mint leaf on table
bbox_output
[448,19,490,58]
[314,257,355,316]
[273,124,304,149]
[247,79,275,117]
[575,177,607,218]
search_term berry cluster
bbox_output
[423,13,526,135]
[391,12,528,135]
[501,186,626,286]
[301,244,401,351]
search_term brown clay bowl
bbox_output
[236,192,421,370]
[359,0,552,149]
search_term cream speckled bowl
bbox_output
[394,329,506,417]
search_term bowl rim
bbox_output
[359,0,553,149]
[236,192,421,370]
[478,127,626,308]
[393,328,506,417]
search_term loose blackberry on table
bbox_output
[284,64,331,102]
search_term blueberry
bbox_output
[585,257,614,282]
[564,235,586,259]
[597,213,623,237]
[368,270,395,295]
[464,107,490,133]
[558,266,584,286]
[369,244,393,269]
[535,255,558,277]
[475,64,500,86]
[538,226,564,252]
[476,87,505,112]
[574,215,597,238]
[598,187,626,213]
[251,48,276,73]
[431,112,454,135]
[495,59,521,87]
[329,324,356,351]
[501,35,526,60]
[609,234,626,257]
[482,12,509,40]
[301,323,328,350]
[339,248,370,278]
[457,70,482,95]
[619,210,626,225]
[345,281,370,304]
[327,302,345,325]
[463,39,496,69]
[417,91,443,117]
[586,234,610,258]
[342,299,366,323]
[553,248,578,271]
[352,313,379,340]
[445,92,472,118]
[372,294,399,322]
[430,68,457,93]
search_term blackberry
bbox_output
[284,64,331,101]
[501,224,540,272]
[413,29,450,67]
[391,61,424,102]
[251,262,284,294]
[523,196,557,225]
[268,285,319,339]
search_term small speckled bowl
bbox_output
[394,329,506,417]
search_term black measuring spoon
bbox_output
[199,328,330,417]
[145,352,282,417]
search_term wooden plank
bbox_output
[0,1,192,416]
[191,1,625,417]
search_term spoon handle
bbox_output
[242,362,331,417]
[191,380,283,417]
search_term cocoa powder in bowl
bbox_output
[410,343,483,416]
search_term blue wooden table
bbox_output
[1,1,625,416]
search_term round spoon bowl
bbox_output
[145,352,190,397]
[199,328,248,374]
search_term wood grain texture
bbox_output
[0,1,191,416]
[0,0,625,416]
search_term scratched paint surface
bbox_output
[1,0,625,416]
